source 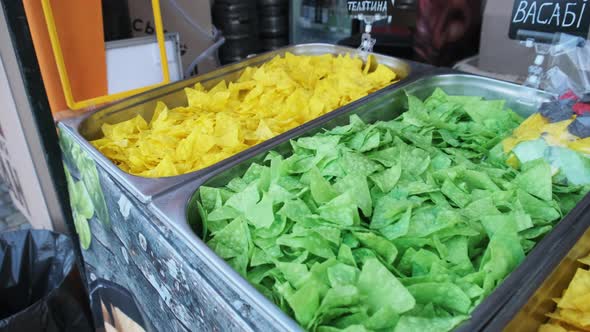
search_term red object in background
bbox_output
[573,103,590,116]
[560,90,580,101]
[414,0,482,66]
[558,90,590,116]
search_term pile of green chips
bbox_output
[196,89,588,332]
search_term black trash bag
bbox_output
[0,230,93,332]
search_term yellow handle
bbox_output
[41,0,170,110]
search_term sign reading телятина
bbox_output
[347,1,394,16]
[509,0,590,39]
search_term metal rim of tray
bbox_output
[150,72,567,332]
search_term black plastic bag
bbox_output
[0,230,93,331]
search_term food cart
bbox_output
[0,0,582,330]
[57,38,590,330]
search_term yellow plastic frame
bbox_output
[41,0,170,110]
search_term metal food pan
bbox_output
[151,73,561,332]
[58,43,416,204]
[483,198,590,331]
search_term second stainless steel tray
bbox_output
[151,73,558,331]
[58,43,417,203]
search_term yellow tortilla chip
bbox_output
[578,254,590,266]
[92,53,399,177]
[542,119,576,147]
[567,137,590,155]
[546,311,590,331]
[560,308,590,327]
[506,153,520,169]
[571,293,590,312]
[542,266,590,332]
[502,112,548,153]
[539,323,568,332]
[559,269,590,310]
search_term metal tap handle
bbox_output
[359,32,377,53]
[358,21,377,54]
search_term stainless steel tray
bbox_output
[58,43,415,203]
[151,73,555,331]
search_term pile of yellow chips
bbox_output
[92,53,398,177]
[539,254,590,332]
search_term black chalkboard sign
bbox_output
[347,0,394,16]
[509,0,590,40]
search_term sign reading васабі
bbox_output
[509,0,590,39]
